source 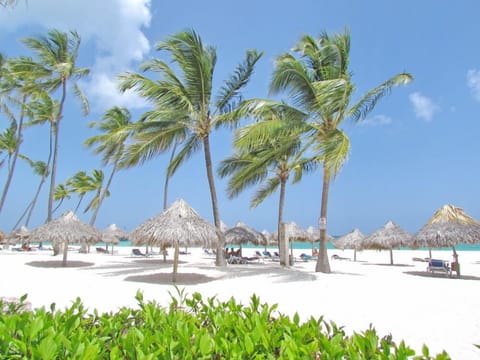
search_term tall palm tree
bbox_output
[218,102,311,265]
[83,169,105,219]
[15,29,89,221]
[84,106,132,225]
[270,30,413,273]
[119,30,262,266]
[13,159,49,229]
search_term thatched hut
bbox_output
[129,199,218,282]
[358,221,413,265]
[102,224,128,254]
[224,222,266,256]
[413,204,480,276]
[333,228,364,261]
[28,211,101,266]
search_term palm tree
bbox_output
[83,169,105,220]
[15,29,89,221]
[270,30,413,273]
[52,183,71,214]
[66,171,95,213]
[13,159,49,229]
[84,107,132,225]
[218,102,311,265]
[119,30,262,266]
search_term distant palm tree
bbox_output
[52,183,71,214]
[83,169,105,219]
[270,30,413,273]
[85,107,132,225]
[119,30,262,266]
[15,29,89,221]
[66,171,95,213]
[218,102,311,265]
[13,159,49,229]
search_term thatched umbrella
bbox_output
[102,224,128,254]
[307,225,334,254]
[29,211,101,266]
[333,228,364,261]
[0,229,4,244]
[358,221,413,265]
[413,204,480,276]
[129,199,218,282]
[224,222,266,256]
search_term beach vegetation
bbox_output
[0,291,451,359]
[270,30,413,273]
[119,29,263,267]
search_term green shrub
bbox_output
[0,290,451,359]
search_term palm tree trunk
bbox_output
[203,135,226,266]
[90,163,118,225]
[277,179,288,266]
[0,95,26,212]
[163,141,177,210]
[315,166,331,273]
[25,172,48,227]
[47,80,67,222]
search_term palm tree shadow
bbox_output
[81,259,186,277]
[404,271,480,281]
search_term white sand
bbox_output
[1,246,479,359]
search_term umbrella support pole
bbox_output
[172,241,179,282]
[452,246,460,277]
[389,249,393,265]
[62,240,68,267]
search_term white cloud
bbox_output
[467,69,480,102]
[361,114,392,126]
[0,0,152,110]
[409,92,439,122]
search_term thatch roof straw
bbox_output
[224,222,266,246]
[284,221,309,241]
[0,229,4,244]
[220,221,229,233]
[102,224,128,245]
[306,225,334,242]
[129,199,218,282]
[5,225,30,245]
[129,199,218,249]
[413,204,480,248]
[29,211,101,266]
[29,211,101,246]
[333,229,364,250]
[359,221,412,265]
[359,221,412,250]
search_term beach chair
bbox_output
[132,248,147,257]
[427,259,451,275]
[299,253,312,261]
[96,247,108,254]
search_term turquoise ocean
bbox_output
[86,240,480,251]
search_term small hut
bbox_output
[102,224,128,254]
[129,199,218,282]
[359,221,413,265]
[333,228,364,261]
[413,204,480,276]
[28,211,101,266]
[224,222,266,256]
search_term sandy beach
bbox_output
[1,246,479,359]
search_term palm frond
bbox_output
[251,177,281,208]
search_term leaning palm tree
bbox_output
[67,171,95,213]
[119,29,262,266]
[218,103,311,265]
[84,106,132,225]
[14,29,89,221]
[12,159,49,229]
[270,30,412,273]
[52,183,71,215]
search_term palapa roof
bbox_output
[0,229,4,243]
[306,225,334,242]
[284,221,309,241]
[413,204,480,247]
[102,224,128,245]
[359,220,413,250]
[224,222,266,246]
[28,211,101,245]
[333,228,364,250]
[129,198,218,248]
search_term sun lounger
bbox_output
[96,247,108,254]
[331,254,350,261]
[427,259,451,275]
[132,248,147,257]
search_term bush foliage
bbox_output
[0,290,451,359]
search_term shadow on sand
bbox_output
[125,272,215,285]
[404,271,480,281]
[26,260,94,268]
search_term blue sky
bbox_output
[1,0,479,236]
